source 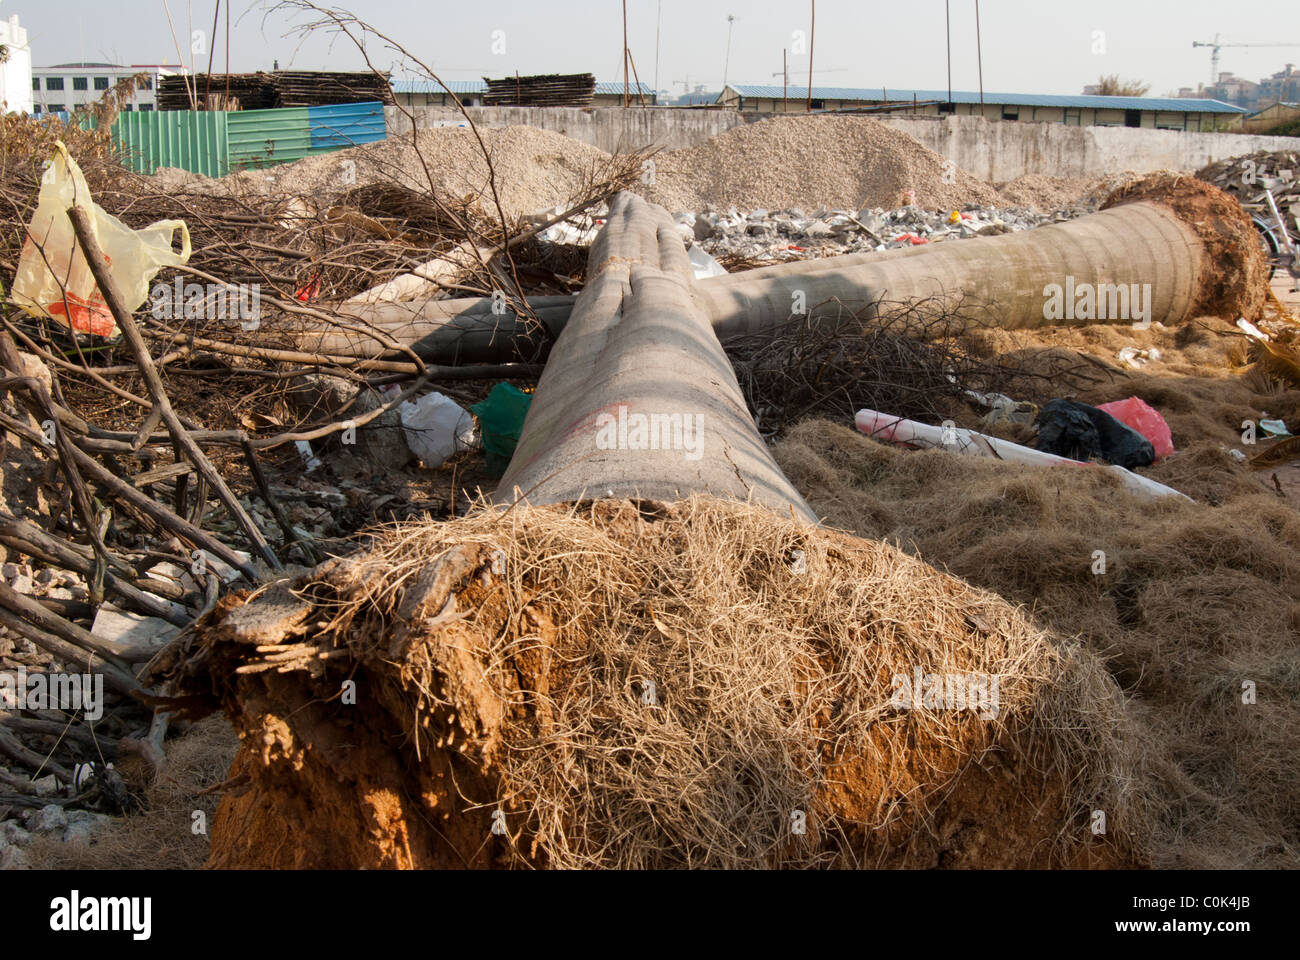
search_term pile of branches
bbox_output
[724,294,1107,437]
[0,5,650,825]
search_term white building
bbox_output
[0,11,33,115]
[31,62,187,115]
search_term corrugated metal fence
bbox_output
[109,101,386,176]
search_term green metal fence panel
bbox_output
[106,104,369,177]
[111,110,229,177]
[226,107,312,170]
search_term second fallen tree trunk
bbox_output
[292,176,1265,364]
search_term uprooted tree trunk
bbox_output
[157,192,1158,869]
[494,192,816,519]
[292,175,1267,366]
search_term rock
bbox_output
[61,810,113,846]
[352,388,412,473]
[1,563,19,581]
[289,374,358,420]
[803,221,833,239]
[0,833,30,870]
[746,222,776,238]
[1,820,31,846]
[22,804,67,836]
[33,569,55,586]
[16,353,52,396]
[9,575,32,595]
[33,775,58,798]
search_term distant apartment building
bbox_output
[1203,72,1261,108]
[1260,64,1300,106]
[1175,64,1300,113]
[0,12,32,114]
[31,62,187,115]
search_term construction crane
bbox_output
[1192,35,1300,87]
[769,65,846,83]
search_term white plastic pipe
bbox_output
[854,409,1191,501]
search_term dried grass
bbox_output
[774,419,1300,868]
[22,717,239,870]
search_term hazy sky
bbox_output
[8,0,1300,96]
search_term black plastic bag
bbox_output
[1035,398,1155,470]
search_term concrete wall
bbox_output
[877,115,1300,182]
[385,105,744,154]
[385,106,1300,182]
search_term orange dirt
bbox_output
[1103,173,1268,323]
[163,500,1143,869]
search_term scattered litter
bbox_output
[1036,398,1156,470]
[688,243,728,280]
[1260,418,1291,437]
[1117,346,1162,369]
[399,392,478,468]
[11,142,191,338]
[1237,317,1270,341]
[295,439,323,473]
[1096,396,1175,461]
[469,382,533,476]
[855,408,1188,500]
[965,389,1038,428]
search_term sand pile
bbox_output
[636,115,1005,213]
[774,415,1300,869]
[154,126,619,220]
[150,116,1105,220]
[162,497,1144,869]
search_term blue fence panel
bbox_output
[307,101,387,151]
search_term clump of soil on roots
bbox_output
[1103,173,1268,323]
[164,498,1145,869]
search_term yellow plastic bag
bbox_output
[10,141,191,338]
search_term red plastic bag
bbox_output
[1097,397,1174,461]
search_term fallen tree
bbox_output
[291,175,1266,365]
[159,193,1155,869]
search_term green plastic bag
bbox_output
[470,383,532,477]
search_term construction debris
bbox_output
[157,71,395,111]
[3,83,1299,874]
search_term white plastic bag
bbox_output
[11,142,191,338]
[399,392,477,468]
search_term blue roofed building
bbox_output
[716,84,1247,131]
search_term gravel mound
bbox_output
[995,173,1129,213]
[635,114,1004,213]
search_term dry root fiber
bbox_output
[774,420,1300,868]
[166,497,1144,869]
